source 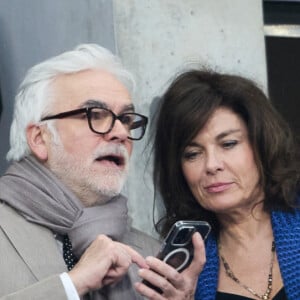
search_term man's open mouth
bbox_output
[96,155,125,166]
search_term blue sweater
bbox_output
[195,205,300,299]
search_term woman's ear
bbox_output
[26,124,49,161]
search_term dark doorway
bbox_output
[263,0,300,142]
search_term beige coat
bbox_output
[0,203,160,300]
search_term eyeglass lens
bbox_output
[89,107,145,140]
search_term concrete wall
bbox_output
[113,0,267,236]
[0,1,266,237]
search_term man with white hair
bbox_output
[0,44,205,300]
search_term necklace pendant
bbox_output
[262,289,271,300]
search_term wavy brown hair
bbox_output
[152,69,300,237]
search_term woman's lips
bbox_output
[205,182,233,193]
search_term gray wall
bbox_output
[0,0,115,172]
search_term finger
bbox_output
[105,263,131,278]
[121,244,149,269]
[134,281,166,300]
[182,232,206,277]
[102,275,123,286]
[138,259,179,294]
[144,256,179,279]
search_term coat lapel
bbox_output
[0,203,67,280]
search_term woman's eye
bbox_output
[222,140,238,149]
[182,151,202,161]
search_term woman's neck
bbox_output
[217,204,273,248]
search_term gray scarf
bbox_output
[0,155,142,300]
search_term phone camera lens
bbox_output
[172,227,194,245]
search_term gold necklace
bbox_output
[218,241,275,300]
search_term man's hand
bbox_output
[135,232,206,300]
[68,234,149,296]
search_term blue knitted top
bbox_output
[195,202,300,300]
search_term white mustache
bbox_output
[93,144,129,164]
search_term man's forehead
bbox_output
[51,69,132,110]
[53,69,129,91]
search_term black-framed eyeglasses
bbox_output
[41,106,148,140]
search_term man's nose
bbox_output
[103,119,129,142]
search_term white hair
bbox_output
[7,44,135,161]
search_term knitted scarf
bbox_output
[0,155,141,300]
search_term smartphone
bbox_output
[142,220,211,292]
[156,220,211,272]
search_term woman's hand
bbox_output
[135,232,206,299]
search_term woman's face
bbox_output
[181,107,263,214]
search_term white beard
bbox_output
[47,140,129,206]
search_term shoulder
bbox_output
[0,201,46,233]
[0,201,20,215]
[271,208,300,249]
[272,207,300,226]
[0,201,27,227]
[272,206,300,297]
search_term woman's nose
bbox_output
[205,150,224,174]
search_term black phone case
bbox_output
[142,220,211,293]
[157,220,211,271]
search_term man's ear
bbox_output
[26,124,49,161]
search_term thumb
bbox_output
[182,232,206,277]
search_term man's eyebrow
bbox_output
[122,104,135,112]
[78,100,135,112]
[80,100,108,109]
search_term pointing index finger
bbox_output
[122,244,150,269]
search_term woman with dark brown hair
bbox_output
[151,69,300,299]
